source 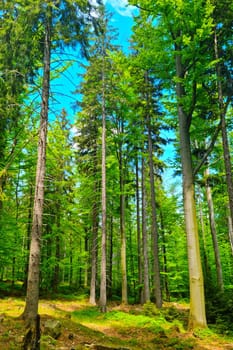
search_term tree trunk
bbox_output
[197,189,210,289]
[69,234,73,286]
[147,112,162,308]
[141,155,150,303]
[107,212,113,299]
[23,181,33,291]
[99,52,107,312]
[160,210,170,301]
[89,170,99,304]
[84,231,89,288]
[205,168,224,291]
[21,12,51,347]
[135,155,143,304]
[175,49,207,329]
[214,29,233,239]
[119,142,128,305]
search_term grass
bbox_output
[0,296,233,349]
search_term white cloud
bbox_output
[103,0,136,17]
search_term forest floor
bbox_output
[0,294,233,350]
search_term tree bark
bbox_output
[160,210,170,301]
[119,138,128,305]
[21,11,51,347]
[141,155,150,303]
[147,111,162,308]
[135,155,143,304]
[175,49,207,329]
[99,50,107,312]
[89,164,99,304]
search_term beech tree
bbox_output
[128,0,218,328]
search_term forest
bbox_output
[0,0,233,349]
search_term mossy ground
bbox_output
[0,296,232,349]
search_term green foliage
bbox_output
[206,290,233,335]
[143,301,161,317]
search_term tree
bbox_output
[0,0,40,212]
[22,5,52,348]
[20,0,102,346]
[128,0,217,328]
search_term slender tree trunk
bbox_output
[135,155,143,304]
[197,189,210,288]
[147,112,162,308]
[214,30,233,237]
[107,212,113,298]
[119,143,128,304]
[69,233,73,286]
[175,48,207,329]
[12,164,20,286]
[21,12,51,349]
[99,52,107,312]
[141,155,150,303]
[89,167,99,304]
[129,225,136,301]
[205,168,224,291]
[160,210,170,301]
[23,181,33,291]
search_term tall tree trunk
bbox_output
[147,113,162,308]
[23,181,33,291]
[141,155,150,303]
[136,155,143,304]
[175,48,207,329]
[107,212,113,299]
[160,210,170,301]
[89,165,99,304]
[214,29,233,237]
[99,53,107,312]
[197,189,210,289]
[69,233,73,286]
[21,12,51,348]
[119,142,128,305]
[205,168,224,291]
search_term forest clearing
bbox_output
[0,285,233,350]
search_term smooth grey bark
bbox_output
[175,47,207,329]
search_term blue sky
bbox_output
[49,1,134,121]
[48,0,178,189]
[103,0,136,17]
